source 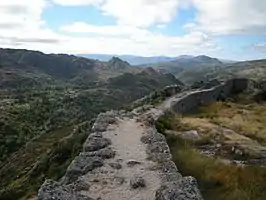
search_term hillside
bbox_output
[0,48,142,89]
[148,78,266,200]
[157,85,266,200]
[0,48,182,200]
[174,59,266,84]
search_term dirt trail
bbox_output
[81,90,202,200]
[81,118,161,200]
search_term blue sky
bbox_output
[0,0,265,60]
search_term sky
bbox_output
[0,0,265,61]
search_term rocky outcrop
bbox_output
[37,78,249,200]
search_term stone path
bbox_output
[37,89,204,200]
[80,118,161,200]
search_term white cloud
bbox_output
[0,0,47,29]
[1,18,219,56]
[0,0,219,57]
[52,0,184,27]
[60,22,150,37]
[52,0,266,35]
[99,0,182,27]
[190,0,266,35]
[56,31,218,56]
[58,21,218,55]
[0,0,58,45]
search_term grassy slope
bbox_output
[157,98,266,200]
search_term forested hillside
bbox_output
[0,48,182,199]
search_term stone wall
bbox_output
[172,78,249,113]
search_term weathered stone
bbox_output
[70,179,90,191]
[130,176,146,189]
[114,176,125,185]
[83,137,111,152]
[157,161,179,174]
[63,154,103,184]
[91,111,118,132]
[108,162,122,170]
[38,180,93,200]
[88,132,103,138]
[92,122,109,132]
[127,160,142,167]
[87,147,116,159]
[156,176,203,200]
[141,131,166,144]
[161,172,183,183]
[147,142,171,155]
[147,152,172,162]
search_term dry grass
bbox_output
[158,100,266,200]
[166,134,266,200]
[190,101,266,144]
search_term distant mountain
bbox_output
[78,54,228,68]
[175,59,266,84]
[172,55,223,68]
[107,57,131,70]
[141,55,224,76]
[78,54,186,66]
[0,49,142,89]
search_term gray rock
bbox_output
[87,147,116,159]
[147,142,171,156]
[64,154,103,184]
[144,134,172,162]
[156,161,179,174]
[91,111,118,132]
[108,162,122,170]
[38,180,93,200]
[156,176,203,200]
[83,137,111,152]
[70,179,90,191]
[130,176,146,189]
[114,176,125,185]
[127,160,142,167]
[141,132,166,144]
[161,172,183,183]
[92,122,109,132]
[147,152,172,162]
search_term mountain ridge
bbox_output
[78,54,230,66]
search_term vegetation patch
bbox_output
[157,97,266,200]
[167,134,266,200]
